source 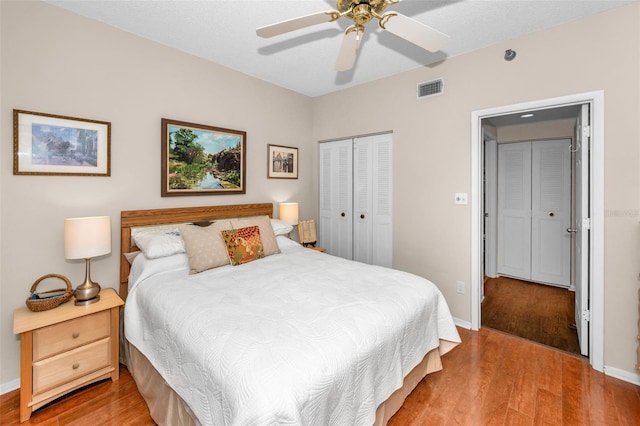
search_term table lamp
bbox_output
[64,216,111,306]
[278,202,299,238]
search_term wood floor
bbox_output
[481,276,581,355]
[2,327,638,425]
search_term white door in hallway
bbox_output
[497,142,532,279]
[497,139,571,287]
[530,139,572,287]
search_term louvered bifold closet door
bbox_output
[353,134,393,267]
[530,139,571,287]
[497,142,532,279]
[497,139,571,287]
[319,139,353,259]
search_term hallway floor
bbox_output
[481,276,581,355]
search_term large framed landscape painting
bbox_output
[161,118,246,196]
[13,109,111,176]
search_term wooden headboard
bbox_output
[120,203,273,300]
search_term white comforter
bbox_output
[125,238,460,426]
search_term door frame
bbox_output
[483,132,498,280]
[470,91,604,371]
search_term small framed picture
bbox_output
[161,118,246,196]
[13,110,111,176]
[267,144,298,179]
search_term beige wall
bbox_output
[0,1,313,388]
[313,4,640,379]
[2,0,640,391]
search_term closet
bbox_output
[497,138,571,287]
[319,133,393,268]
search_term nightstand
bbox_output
[310,246,326,253]
[13,287,124,422]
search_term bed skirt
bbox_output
[125,340,456,426]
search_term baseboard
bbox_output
[453,317,472,329]
[0,378,20,395]
[604,365,640,386]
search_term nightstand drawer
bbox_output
[33,310,110,361]
[33,337,110,395]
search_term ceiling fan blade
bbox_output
[257,10,339,38]
[380,12,449,52]
[335,27,362,72]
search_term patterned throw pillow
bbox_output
[229,216,280,256]
[220,226,265,266]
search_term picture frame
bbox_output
[13,109,111,176]
[161,118,246,196]
[267,144,298,179]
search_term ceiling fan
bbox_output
[256,0,450,72]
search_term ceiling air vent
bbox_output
[417,78,444,99]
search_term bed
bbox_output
[119,203,460,425]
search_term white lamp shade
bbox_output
[278,203,299,226]
[64,216,112,259]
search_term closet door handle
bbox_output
[360,214,365,219]
[340,212,346,217]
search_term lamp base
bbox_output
[74,293,100,306]
[74,258,102,306]
[74,282,101,306]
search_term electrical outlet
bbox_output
[456,281,465,294]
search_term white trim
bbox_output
[483,136,498,279]
[603,366,640,386]
[471,90,605,372]
[453,317,472,330]
[590,92,605,371]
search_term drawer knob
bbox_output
[72,332,80,339]
[72,362,79,370]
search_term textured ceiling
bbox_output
[45,0,634,98]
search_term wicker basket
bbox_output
[25,274,73,312]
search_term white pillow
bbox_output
[129,252,188,291]
[270,218,294,236]
[276,235,301,249]
[133,232,185,259]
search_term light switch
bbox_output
[455,193,468,205]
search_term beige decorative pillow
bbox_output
[220,226,265,266]
[229,215,279,256]
[178,221,232,274]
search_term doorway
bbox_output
[471,91,605,372]
[483,130,575,354]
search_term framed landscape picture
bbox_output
[13,110,111,176]
[161,118,246,196]
[267,144,298,179]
